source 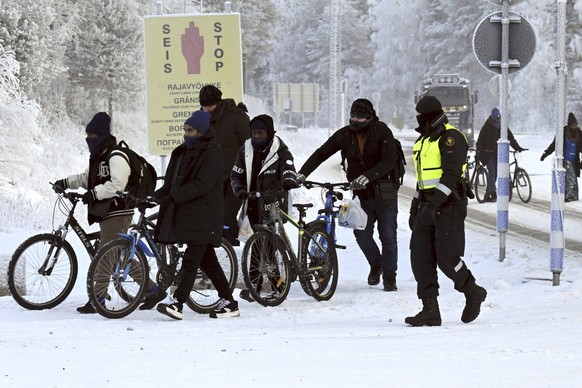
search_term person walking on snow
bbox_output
[406,96,487,327]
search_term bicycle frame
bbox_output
[44,193,99,274]
[254,192,328,279]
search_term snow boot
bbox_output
[461,285,487,323]
[367,266,382,286]
[405,297,441,327]
[383,275,397,292]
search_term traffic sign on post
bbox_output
[473,11,536,74]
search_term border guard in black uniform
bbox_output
[406,96,487,327]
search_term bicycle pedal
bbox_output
[335,244,346,249]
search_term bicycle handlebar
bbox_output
[303,180,350,191]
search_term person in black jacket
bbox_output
[53,112,158,314]
[155,110,239,320]
[199,85,250,246]
[406,96,486,327]
[541,112,582,202]
[297,99,399,291]
[231,114,299,302]
[475,108,525,202]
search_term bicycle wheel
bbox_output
[515,168,532,203]
[241,231,291,307]
[299,225,338,301]
[7,234,78,310]
[86,239,148,319]
[186,238,238,314]
[474,166,488,204]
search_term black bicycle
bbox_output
[241,187,344,307]
[465,148,489,203]
[509,149,532,203]
[86,192,238,319]
[7,188,100,310]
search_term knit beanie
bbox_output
[491,108,501,119]
[86,112,111,137]
[415,96,442,114]
[184,110,211,134]
[350,98,376,119]
[568,112,577,125]
[199,85,223,106]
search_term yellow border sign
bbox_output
[144,14,243,155]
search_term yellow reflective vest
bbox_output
[412,123,467,190]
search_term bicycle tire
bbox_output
[299,225,338,301]
[515,168,532,203]
[86,239,149,319]
[7,233,78,310]
[474,166,488,204]
[186,238,238,314]
[241,231,291,307]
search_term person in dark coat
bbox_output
[155,110,239,320]
[231,114,299,302]
[199,85,250,246]
[475,108,526,202]
[297,98,400,291]
[541,112,582,202]
[54,112,158,314]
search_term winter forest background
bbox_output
[1,0,582,230]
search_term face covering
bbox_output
[251,137,271,151]
[183,135,201,149]
[86,136,108,158]
[349,119,370,133]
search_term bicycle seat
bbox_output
[293,203,313,210]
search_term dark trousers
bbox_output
[223,180,242,244]
[173,243,232,303]
[410,203,475,299]
[486,155,497,194]
[353,196,398,277]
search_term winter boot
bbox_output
[383,275,397,292]
[461,285,487,323]
[405,297,441,327]
[367,266,382,286]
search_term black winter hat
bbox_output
[199,85,223,106]
[250,114,275,140]
[568,112,577,125]
[86,112,111,137]
[415,96,442,114]
[350,98,376,119]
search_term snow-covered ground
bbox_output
[1,126,582,387]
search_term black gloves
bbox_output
[296,173,306,184]
[420,203,439,226]
[408,197,420,230]
[82,190,95,205]
[420,189,448,226]
[540,152,548,162]
[52,179,67,194]
[235,190,249,200]
[283,178,300,190]
[350,175,369,191]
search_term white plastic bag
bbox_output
[337,197,368,230]
[237,214,253,243]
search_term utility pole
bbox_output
[328,0,341,136]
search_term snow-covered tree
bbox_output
[65,0,144,120]
[0,0,68,119]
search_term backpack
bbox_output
[391,138,406,186]
[111,141,158,199]
[340,134,406,187]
